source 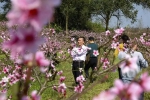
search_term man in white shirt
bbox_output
[71,37,88,84]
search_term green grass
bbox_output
[1,52,150,100]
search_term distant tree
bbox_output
[58,0,75,34]
[55,0,93,31]
[130,0,150,8]
[0,0,150,31]
[92,0,138,31]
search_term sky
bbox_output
[109,5,150,28]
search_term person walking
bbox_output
[71,37,88,84]
[118,40,148,100]
[84,37,98,79]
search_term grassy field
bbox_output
[33,61,119,100]
[35,60,150,100]
[0,30,150,100]
[0,49,148,100]
[1,54,118,100]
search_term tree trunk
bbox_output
[105,11,111,31]
[66,15,69,34]
[105,18,109,31]
[66,6,69,35]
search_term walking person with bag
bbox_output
[84,37,99,79]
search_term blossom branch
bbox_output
[33,69,42,86]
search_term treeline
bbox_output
[0,0,150,32]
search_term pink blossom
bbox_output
[22,74,27,80]
[58,83,67,96]
[109,79,126,94]
[101,58,109,63]
[7,0,61,31]
[114,27,124,35]
[59,76,65,83]
[59,50,64,54]
[49,61,55,69]
[71,38,75,41]
[76,75,85,83]
[31,90,40,100]
[93,50,99,56]
[35,51,50,67]
[8,70,24,85]
[139,36,145,43]
[0,93,7,100]
[101,58,110,69]
[46,72,52,78]
[113,34,119,41]
[142,33,146,36]
[23,53,49,72]
[21,96,30,100]
[126,83,143,100]
[1,89,7,94]
[93,91,115,100]
[2,77,9,83]
[105,30,111,36]
[67,49,71,54]
[74,83,84,93]
[15,65,21,70]
[39,67,48,73]
[52,86,57,91]
[50,28,56,34]
[102,64,108,69]
[119,56,138,73]
[120,27,125,32]
[2,27,44,57]
[139,72,150,92]
[110,79,143,100]
[2,67,9,74]
[94,67,97,71]
[111,41,119,49]
[57,70,63,76]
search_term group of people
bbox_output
[70,34,148,100]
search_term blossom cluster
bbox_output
[101,58,110,69]
[74,75,85,93]
[2,0,61,66]
[0,64,35,99]
[52,71,67,96]
[0,0,61,99]
[139,33,150,46]
[22,90,40,100]
[93,72,150,100]
[111,27,125,49]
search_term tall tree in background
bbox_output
[54,0,92,31]
[92,0,137,31]
[0,0,150,30]
[58,0,75,34]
